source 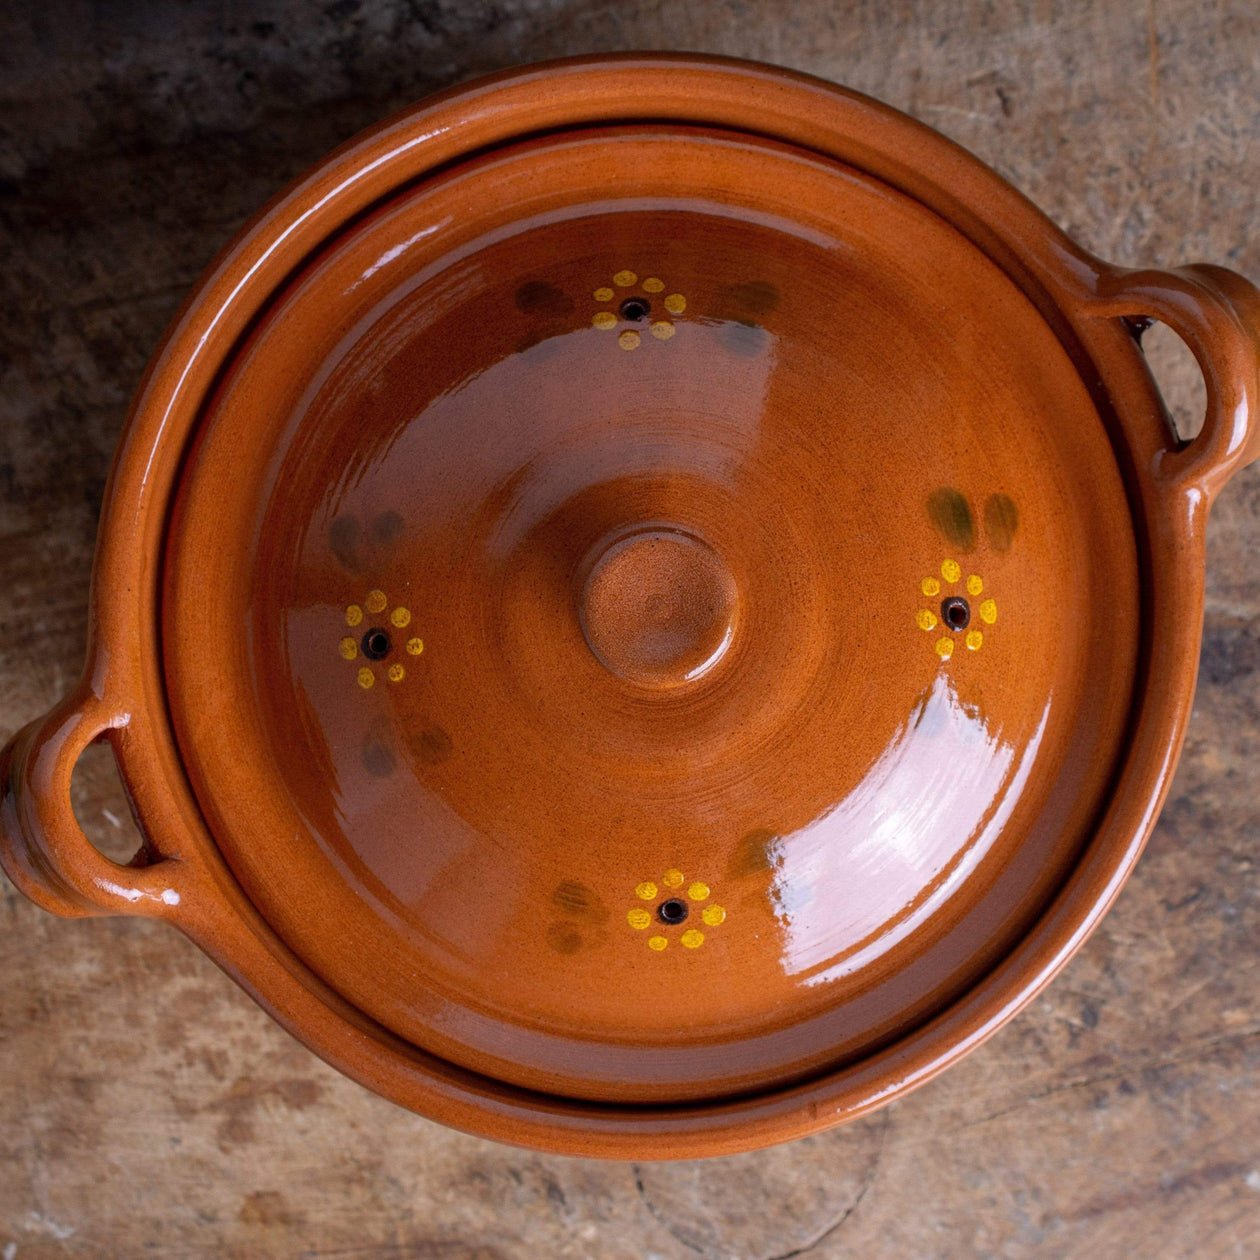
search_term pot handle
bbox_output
[0,686,185,918]
[1092,263,1260,498]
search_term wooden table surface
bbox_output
[2,2,1259,1256]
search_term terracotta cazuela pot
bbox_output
[2,55,1259,1159]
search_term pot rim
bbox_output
[4,52,1258,1159]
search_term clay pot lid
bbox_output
[164,122,1139,1104]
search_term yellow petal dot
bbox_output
[966,630,984,651]
[650,320,675,340]
[921,577,940,598]
[687,881,710,902]
[664,293,686,314]
[390,606,411,628]
[935,638,954,660]
[916,609,938,632]
[387,663,405,683]
[643,277,665,293]
[593,286,615,302]
[339,636,358,660]
[366,589,387,613]
[357,667,375,689]
[966,575,984,596]
[681,929,705,949]
[627,908,651,930]
[406,637,424,655]
[346,604,363,627]
[702,904,726,926]
[613,270,637,288]
[662,869,684,889]
[648,935,668,951]
[592,311,617,330]
[618,330,640,350]
[940,559,960,583]
[979,598,998,624]
[636,881,658,901]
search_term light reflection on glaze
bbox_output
[359,318,782,576]
[768,673,1050,984]
[682,622,735,682]
[351,220,452,289]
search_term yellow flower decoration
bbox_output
[626,868,725,951]
[341,590,423,687]
[591,269,686,349]
[914,559,997,659]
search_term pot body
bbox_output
[2,55,1259,1158]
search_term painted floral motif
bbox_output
[591,269,686,350]
[915,559,998,661]
[340,589,424,688]
[626,867,725,951]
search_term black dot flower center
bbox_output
[657,897,689,925]
[619,296,650,322]
[940,596,971,631]
[361,627,392,660]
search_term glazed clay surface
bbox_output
[2,55,1258,1157]
[167,128,1139,1102]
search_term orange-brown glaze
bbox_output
[2,57,1258,1155]
[165,130,1139,1102]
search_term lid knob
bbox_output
[578,527,738,688]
